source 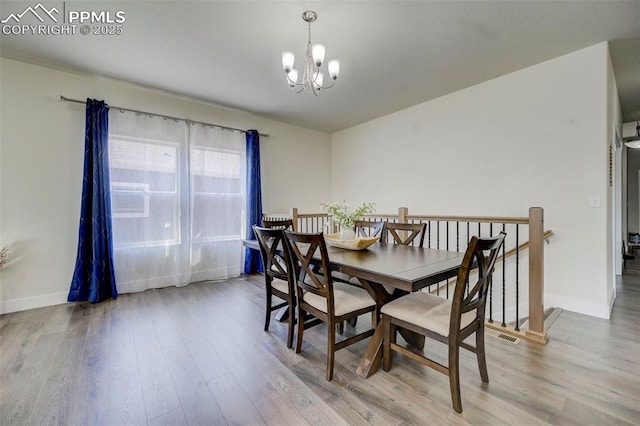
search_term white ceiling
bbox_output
[1,1,639,132]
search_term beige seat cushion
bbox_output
[381,292,476,337]
[271,278,290,294]
[303,282,375,317]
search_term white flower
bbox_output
[320,201,376,228]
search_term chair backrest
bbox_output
[385,222,427,247]
[450,232,506,335]
[253,226,294,285]
[284,231,335,306]
[262,218,294,230]
[354,220,386,240]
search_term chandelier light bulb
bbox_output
[282,52,295,73]
[312,44,325,67]
[327,60,340,80]
[313,71,324,89]
[287,69,299,88]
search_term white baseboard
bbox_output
[0,291,68,314]
[545,293,611,319]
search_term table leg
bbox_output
[356,278,424,377]
[356,320,384,378]
[274,306,289,322]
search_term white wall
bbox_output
[0,57,332,313]
[332,43,613,319]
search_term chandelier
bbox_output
[624,120,640,149]
[281,10,340,95]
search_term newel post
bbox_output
[398,207,409,223]
[526,207,549,343]
[290,208,299,232]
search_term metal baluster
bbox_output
[428,220,431,248]
[446,221,449,251]
[456,221,459,252]
[446,221,450,299]
[515,224,520,331]
[435,222,440,296]
[501,223,506,327]
[490,223,493,323]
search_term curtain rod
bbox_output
[59,96,268,137]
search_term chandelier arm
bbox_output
[285,77,317,95]
[317,79,336,90]
[285,74,301,86]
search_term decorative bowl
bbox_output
[324,233,379,250]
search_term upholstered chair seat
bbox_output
[303,283,375,317]
[381,292,475,337]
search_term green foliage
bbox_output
[320,200,376,228]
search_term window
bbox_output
[110,137,179,247]
[108,112,246,292]
[190,146,243,242]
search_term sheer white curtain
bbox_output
[109,111,246,293]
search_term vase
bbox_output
[324,218,338,235]
[339,227,356,240]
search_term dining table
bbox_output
[243,238,466,378]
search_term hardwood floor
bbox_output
[1,271,639,425]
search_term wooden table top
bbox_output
[245,239,465,292]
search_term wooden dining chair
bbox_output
[381,232,506,413]
[332,221,386,287]
[338,221,386,281]
[262,218,294,230]
[354,220,386,240]
[253,226,297,348]
[385,222,427,247]
[284,230,377,380]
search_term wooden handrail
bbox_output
[367,213,529,225]
[501,229,554,261]
[266,211,530,225]
[409,215,529,225]
[296,213,329,218]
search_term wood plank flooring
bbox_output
[1,271,639,425]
